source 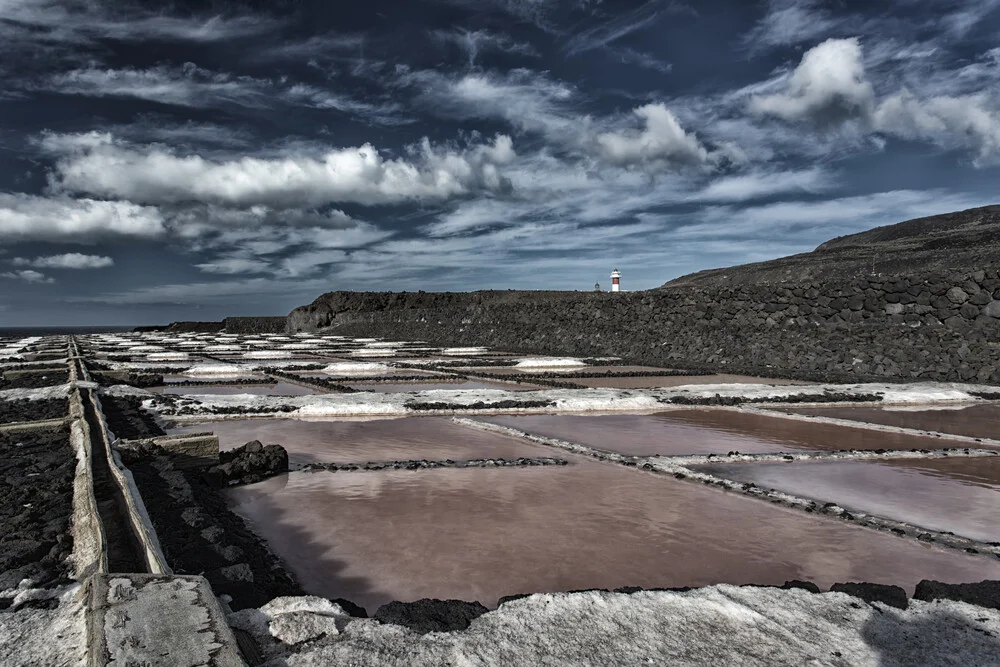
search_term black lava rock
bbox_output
[913,579,1000,610]
[830,582,908,609]
[205,440,289,487]
[331,597,368,618]
[781,580,821,594]
[374,599,489,634]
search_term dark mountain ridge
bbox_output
[664,205,1000,288]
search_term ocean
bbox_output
[0,326,139,337]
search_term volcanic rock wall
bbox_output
[287,269,1000,384]
[223,316,287,334]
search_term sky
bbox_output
[0,0,998,325]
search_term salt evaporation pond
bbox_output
[168,417,551,466]
[776,404,1000,441]
[147,381,324,396]
[346,380,543,393]
[225,460,1000,613]
[693,457,1000,543]
[478,410,964,457]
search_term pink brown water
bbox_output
[777,404,1000,441]
[478,410,963,456]
[693,457,1000,543]
[226,462,1000,613]
[167,417,552,466]
[147,381,323,396]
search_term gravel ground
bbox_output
[0,399,68,424]
[0,427,75,598]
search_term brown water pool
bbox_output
[775,404,1000,441]
[478,410,963,457]
[693,456,1000,543]
[148,381,324,396]
[226,462,1000,613]
[168,417,553,466]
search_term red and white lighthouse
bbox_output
[610,268,621,292]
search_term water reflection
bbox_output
[480,411,969,457]
[226,462,1000,613]
[694,457,1000,543]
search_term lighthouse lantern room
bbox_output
[610,268,621,292]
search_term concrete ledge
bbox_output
[121,434,221,469]
[87,574,245,667]
[85,389,171,575]
[0,417,70,433]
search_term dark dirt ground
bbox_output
[0,427,75,600]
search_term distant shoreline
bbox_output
[0,326,140,336]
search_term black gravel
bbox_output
[0,371,70,390]
[914,579,1000,610]
[0,427,75,597]
[660,391,885,406]
[99,395,166,439]
[0,399,68,424]
[374,599,489,634]
[831,582,908,610]
[124,450,303,610]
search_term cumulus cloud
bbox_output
[874,91,1000,165]
[749,38,875,126]
[44,132,516,207]
[12,253,114,269]
[1,269,54,283]
[596,103,709,167]
[0,193,166,242]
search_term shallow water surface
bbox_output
[693,457,1000,543]
[478,410,962,456]
[148,381,323,396]
[776,404,1000,441]
[226,462,1000,613]
[168,416,552,465]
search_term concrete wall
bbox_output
[288,269,1000,385]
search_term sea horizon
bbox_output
[0,325,142,337]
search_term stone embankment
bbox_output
[287,268,1000,384]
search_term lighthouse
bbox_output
[610,268,621,292]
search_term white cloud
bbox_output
[749,38,875,125]
[743,0,844,49]
[47,64,271,108]
[596,103,709,167]
[194,257,264,275]
[44,132,517,207]
[411,69,580,141]
[1,269,54,283]
[12,253,114,269]
[687,168,835,203]
[874,90,1000,166]
[0,193,166,242]
[564,0,679,55]
[431,29,539,66]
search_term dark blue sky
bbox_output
[1,0,998,324]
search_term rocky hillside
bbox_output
[664,205,1000,288]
